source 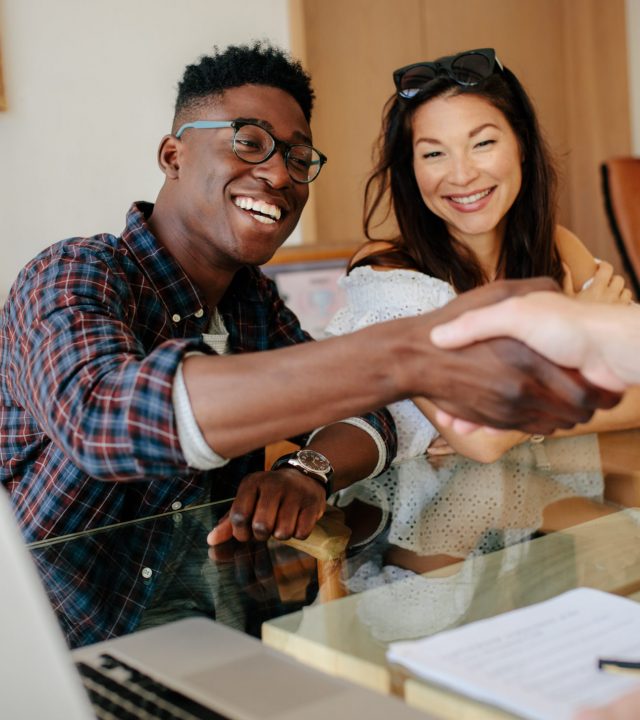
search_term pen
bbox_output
[598,658,640,676]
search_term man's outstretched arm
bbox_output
[185,279,622,460]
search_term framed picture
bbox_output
[263,259,348,339]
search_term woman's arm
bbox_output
[413,396,530,463]
[549,387,640,438]
[556,225,632,304]
[553,225,640,435]
[555,225,598,292]
[414,389,640,463]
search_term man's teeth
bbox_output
[254,214,276,225]
[234,196,282,222]
[449,188,492,205]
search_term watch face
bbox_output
[298,449,332,474]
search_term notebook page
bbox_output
[387,588,640,720]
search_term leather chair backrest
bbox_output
[601,157,640,298]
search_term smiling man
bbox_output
[0,42,621,549]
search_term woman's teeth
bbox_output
[449,188,493,205]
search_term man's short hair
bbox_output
[175,40,315,124]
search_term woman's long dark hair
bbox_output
[355,67,564,292]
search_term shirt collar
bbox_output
[120,202,209,327]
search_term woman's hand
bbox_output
[426,435,456,457]
[564,261,633,305]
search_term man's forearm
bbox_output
[184,279,624,458]
[182,320,413,459]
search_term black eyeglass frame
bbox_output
[393,48,504,99]
[174,119,328,184]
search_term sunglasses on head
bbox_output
[393,48,503,99]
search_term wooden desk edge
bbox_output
[262,621,391,694]
[404,678,516,720]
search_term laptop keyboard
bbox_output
[76,654,230,720]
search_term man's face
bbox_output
[171,84,311,270]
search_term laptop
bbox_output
[0,489,432,720]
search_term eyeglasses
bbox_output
[393,48,503,99]
[174,119,327,184]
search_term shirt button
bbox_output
[172,313,181,323]
[171,500,182,511]
[141,567,153,580]
[194,308,204,318]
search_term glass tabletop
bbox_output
[28,430,640,714]
[27,496,327,649]
[261,430,640,712]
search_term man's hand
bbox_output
[208,538,316,603]
[405,279,622,434]
[207,468,326,545]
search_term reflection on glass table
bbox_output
[28,499,325,649]
[262,430,640,715]
[27,430,640,717]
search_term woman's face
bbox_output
[411,92,522,249]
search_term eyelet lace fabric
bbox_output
[338,434,603,558]
[325,267,457,461]
[333,434,605,642]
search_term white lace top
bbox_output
[325,266,457,461]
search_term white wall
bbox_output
[2,1,639,303]
[0,0,293,302]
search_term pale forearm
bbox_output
[431,293,640,391]
[582,305,640,388]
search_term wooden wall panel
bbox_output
[298,0,423,246]
[0,34,6,111]
[292,0,631,269]
[561,0,631,268]
[419,0,571,226]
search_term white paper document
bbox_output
[387,588,640,720]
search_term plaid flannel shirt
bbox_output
[0,202,396,542]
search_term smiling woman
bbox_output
[324,46,640,465]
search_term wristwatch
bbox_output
[271,449,334,496]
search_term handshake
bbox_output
[207,276,635,548]
[417,277,637,434]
